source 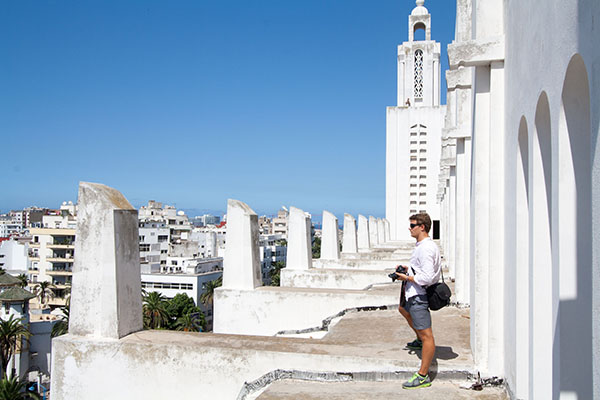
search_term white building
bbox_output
[272,208,289,237]
[141,257,223,328]
[435,0,600,398]
[28,227,75,307]
[386,0,444,240]
[191,224,227,258]
[0,238,30,274]
[139,200,192,243]
[190,214,221,227]
[139,222,170,274]
[0,216,23,237]
[258,234,287,285]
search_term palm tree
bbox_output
[0,376,40,400]
[63,284,71,307]
[200,276,222,307]
[269,261,285,286]
[15,276,27,290]
[0,316,31,379]
[142,291,169,329]
[51,306,69,338]
[174,313,205,332]
[33,282,54,309]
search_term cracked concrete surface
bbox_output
[257,380,508,399]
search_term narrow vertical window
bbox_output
[414,49,424,99]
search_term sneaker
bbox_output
[406,338,422,350]
[402,372,431,389]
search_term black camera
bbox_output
[388,265,408,282]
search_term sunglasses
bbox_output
[409,223,422,229]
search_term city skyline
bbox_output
[1,1,457,218]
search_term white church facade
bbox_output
[438,0,600,399]
[386,0,445,241]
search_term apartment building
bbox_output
[139,222,170,274]
[272,208,289,237]
[28,227,75,307]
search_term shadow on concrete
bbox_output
[406,346,460,381]
[406,345,459,361]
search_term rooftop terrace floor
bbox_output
[255,305,507,399]
[258,380,508,399]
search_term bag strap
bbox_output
[412,266,445,286]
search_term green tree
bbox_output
[312,236,321,259]
[174,313,205,332]
[200,276,222,308]
[269,261,286,286]
[33,282,54,308]
[15,276,27,290]
[0,376,40,400]
[165,293,204,330]
[142,291,169,330]
[0,316,31,379]
[51,306,69,338]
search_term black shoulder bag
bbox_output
[426,268,451,311]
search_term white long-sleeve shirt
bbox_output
[405,237,441,299]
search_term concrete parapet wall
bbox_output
[280,268,393,290]
[312,259,406,270]
[213,287,398,336]
[50,330,469,400]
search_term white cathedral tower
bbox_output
[386,0,445,241]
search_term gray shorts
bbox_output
[403,294,431,330]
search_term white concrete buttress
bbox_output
[357,215,371,250]
[321,211,340,260]
[286,207,313,270]
[70,182,143,339]
[341,214,358,254]
[369,216,379,245]
[223,199,262,290]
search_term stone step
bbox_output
[255,379,509,399]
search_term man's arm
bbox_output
[411,245,440,287]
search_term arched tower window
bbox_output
[413,22,426,41]
[414,49,424,99]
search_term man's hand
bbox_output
[395,272,410,282]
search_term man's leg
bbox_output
[416,327,435,376]
[398,305,420,338]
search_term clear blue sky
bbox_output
[1,0,456,220]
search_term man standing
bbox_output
[395,213,441,389]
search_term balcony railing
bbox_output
[48,243,75,250]
[47,268,73,275]
[47,257,74,263]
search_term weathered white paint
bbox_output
[341,214,358,254]
[213,286,398,336]
[311,258,408,271]
[377,218,386,244]
[321,210,340,260]
[69,182,142,339]
[383,219,391,242]
[368,216,379,245]
[444,0,600,398]
[222,199,262,290]
[357,214,370,250]
[286,207,312,270]
[280,268,393,290]
[51,328,464,400]
[206,231,217,258]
